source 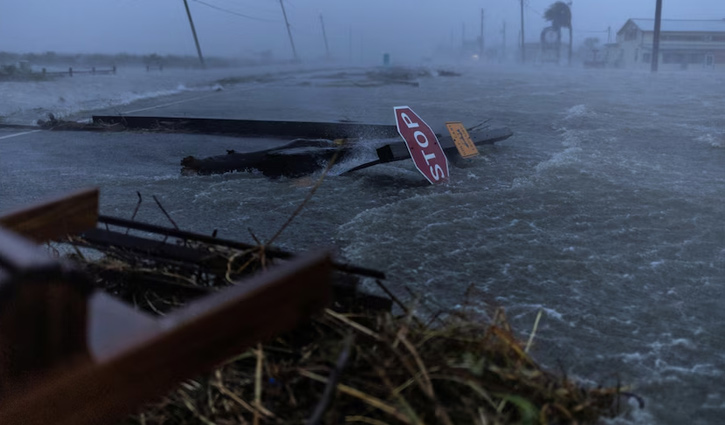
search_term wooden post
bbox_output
[651,0,663,72]
[320,14,330,59]
[480,9,485,59]
[462,22,465,47]
[0,228,92,399]
[279,0,298,61]
[520,0,525,63]
[502,21,507,61]
[182,0,206,68]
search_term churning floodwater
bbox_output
[1,64,725,424]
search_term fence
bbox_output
[41,66,117,77]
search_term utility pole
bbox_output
[520,0,525,63]
[502,21,507,61]
[651,0,663,72]
[480,9,485,59]
[278,0,298,61]
[349,27,353,62]
[320,14,330,59]
[182,0,205,68]
[607,26,612,43]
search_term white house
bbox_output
[607,19,725,70]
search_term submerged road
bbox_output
[2,66,725,425]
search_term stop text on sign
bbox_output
[394,106,449,184]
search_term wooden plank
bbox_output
[0,277,91,398]
[0,251,332,425]
[0,188,99,243]
[0,227,93,397]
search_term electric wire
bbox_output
[191,0,281,23]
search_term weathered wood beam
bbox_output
[0,188,99,243]
[0,227,92,398]
[0,250,332,425]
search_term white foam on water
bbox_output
[563,104,594,121]
[534,146,583,173]
[695,133,724,148]
[0,67,260,124]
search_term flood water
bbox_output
[1,65,725,424]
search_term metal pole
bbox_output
[520,0,525,63]
[182,0,205,68]
[651,0,663,72]
[279,0,298,61]
[320,14,330,59]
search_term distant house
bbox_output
[608,19,725,70]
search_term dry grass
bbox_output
[103,281,629,425]
[73,241,631,425]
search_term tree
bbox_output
[544,1,573,65]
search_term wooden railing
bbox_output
[0,189,332,425]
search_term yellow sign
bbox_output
[446,122,479,158]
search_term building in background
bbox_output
[607,19,725,70]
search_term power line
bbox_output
[213,0,280,17]
[526,4,544,18]
[191,0,280,22]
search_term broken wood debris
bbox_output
[0,190,333,425]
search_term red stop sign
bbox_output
[394,106,449,184]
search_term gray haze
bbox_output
[2,0,725,61]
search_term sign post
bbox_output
[394,106,449,184]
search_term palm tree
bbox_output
[544,2,573,65]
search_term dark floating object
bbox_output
[181,126,513,178]
[91,115,513,179]
[182,138,350,178]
